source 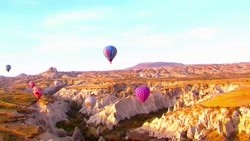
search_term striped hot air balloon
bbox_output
[103,45,117,64]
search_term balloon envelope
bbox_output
[29,81,36,88]
[54,80,62,87]
[33,86,43,99]
[84,96,96,109]
[6,65,11,72]
[103,45,117,64]
[135,86,150,103]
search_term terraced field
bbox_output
[0,92,48,140]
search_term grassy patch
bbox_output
[0,92,40,140]
[0,124,40,139]
[66,84,110,90]
[0,132,22,141]
[12,84,29,92]
[0,93,35,107]
[200,87,250,108]
[237,132,250,141]
[38,95,56,106]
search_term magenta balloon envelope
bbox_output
[135,86,150,103]
[29,81,35,88]
[32,86,43,99]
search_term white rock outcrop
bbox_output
[86,93,173,129]
[54,83,238,132]
[54,88,106,105]
[134,106,250,140]
[25,99,69,137]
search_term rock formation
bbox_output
[69,83,238,131]
[133,106,250,140]
[25,98,70,140]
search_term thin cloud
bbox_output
[34,34,115,53]
[32,26,243,63]
[77,25,100,32]
[122,34,171,48]
[121,26,221,48]
[43,8,112,27]
[186,27,221,40]
[122,26,154,36]
[33,26,221,54]
[8,0,40,6]
[169,27,221,41]
[120,26,172,48]
[136,11,155,17]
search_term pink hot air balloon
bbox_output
[29,81,36,88]
[32,86,43,100]
[135,86,150,103]
[84,96,96,109]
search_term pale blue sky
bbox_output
[0,0,249,76]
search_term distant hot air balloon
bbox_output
[29,81,36,88]
[135,86,150,103]
[84,96,96,109]
[54,80,62,87]
[103,45,117,64]
[32,86,43,100]
[6,65,11,72]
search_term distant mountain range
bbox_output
[126,62,185,70]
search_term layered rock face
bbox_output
[52,81,239,140]
[54,87,107,105]
[75,83,238,130]
[25,98,69,139]
[40,67,59,79]
[86,93,172,129]
[134,106,250,140]
[2,64,250,141]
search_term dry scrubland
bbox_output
[201,86,250,108]
[0,63,250,140]
[0,92,40,140]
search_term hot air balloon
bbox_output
[32,86,43,100]
[29,81,36,88]
[84,96,96,109]
[135,86,150,103]
[103,45,117,64]
[6,65,11,72]
[54,80,62,87]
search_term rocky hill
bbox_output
[132,106,250,140]
[126,62,185,70]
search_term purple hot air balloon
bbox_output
[135,86,150,103]
[103,45,117,64]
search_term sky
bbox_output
[0,0,249,76]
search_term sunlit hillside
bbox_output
[0,63,250,140]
